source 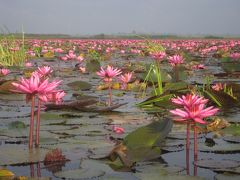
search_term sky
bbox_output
[0,0,240,35]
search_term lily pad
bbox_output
[8,121,26,129]
[215,173,240,180]
[199,140,240,153]
[0,80,17,94]
[223,136,240,143]
[0,145,48,165]
[221,124,240,136]
[54,167,105,179]
[195,159,240,169]
[67,81,92,91]
[86,59,101,73]
[222,62,240,73]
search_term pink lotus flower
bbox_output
[151,52,166,61]
[168,55,184,66]
[229,53,240,60]
[0,68,10,76]
[54,48,64,53]
[170,93,219,124]
[11,73,63,148]
[76,55,84,62]
[96,65,122,82]
[37,66,53,77]
[171,94,208,107]
[192,64,206,70]
[112,125,125,134]
[212,83,225,91]
[170,104,219,124]
[60,56,68,61]
[79,67,86,73]
[25,62,33,67]
[39,90,65,104]
[119,72,133,89]
[11,73,61,96]
[120,50,125,54]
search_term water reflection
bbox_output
[29,162,41,178]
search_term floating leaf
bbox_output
[215,173,240,180]
[0,80,17,94]
[195,159,240,169]
[222,62,240,73]
[54,168,105,179]
[67,81,92,91]
[223,136,240,143]
[199,141,240,154]
[0,145,48,165]
[86,59,100,73]
[221,124,240,136]
[8,121,26,129]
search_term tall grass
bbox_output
[0,34,27,66]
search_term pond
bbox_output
[0,39,240,180]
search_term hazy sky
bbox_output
[0,0,240,35]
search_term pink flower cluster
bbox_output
[170,94,219,124]
[0,68,10,76]
[12,67,65,104]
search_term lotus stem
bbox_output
[29,96,35,149]
[37,161,41,177]
[174,65,179,82]
[108,83,112,106]
[194,124,198,176]
[35,99,41,147]
[186,122,190,175]
[30,163,35,177]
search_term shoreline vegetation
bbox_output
[1,33,240,40]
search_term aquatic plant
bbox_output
[97,65,122,106]
[44,148,68,173]
[142,51,166,96]
[0,68,10,76]
[112,125,125,134]
[168,55,184,82]
[170,93,219,175]
[118,72,133,90]
[11,72,63,148]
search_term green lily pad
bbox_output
[8,121,26,129]
[54,166,105,179]
[221,124,240,136]
[0,80,17,94]
[0,145,48,165]
[86,59,101,73]
[222,62,240,73]
[223,136,240,143]
[215,173,240,180]
[195,159,240,169]
[67,81,92,91]
[199,141,240,153]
